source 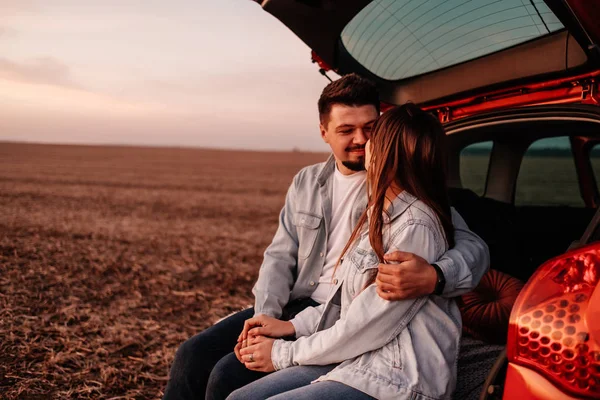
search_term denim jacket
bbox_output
[252,155,489,318]
[271,191,461,400]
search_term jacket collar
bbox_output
[360,191,419,238]
[317,154,337,186]
[383,190,419,224]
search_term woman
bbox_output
[231,103,460,400]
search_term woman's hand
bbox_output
[234,341,244,364]
[237,314,295,342]
[239,335,276,372]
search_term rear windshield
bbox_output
[341,0,565,81]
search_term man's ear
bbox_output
[319,123,329,144]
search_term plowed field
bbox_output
[0,142,327,399]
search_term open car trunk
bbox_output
[253,0,600,119]
[251,2,600,398]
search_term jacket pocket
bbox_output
[349,247,379,273]
[348,247,380,296]
[358,336,403,378]
[294,211,322,260]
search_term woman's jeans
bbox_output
[162,298,319,400]
[227,365,376,400]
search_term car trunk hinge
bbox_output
[579,79,599,104]
[311,51,333,83]
[437,107,452,123]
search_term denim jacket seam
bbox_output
[293,210,322,219]
[444,299,461,329]
[335,366,442,399]
[339,365,406,389]
[348,264,357,298]
[387,296,428,343]
[334,362,447,400]
[388,218,442,253]
[388,220,414,243]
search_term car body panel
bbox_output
[253,1,600,398]
[255,0,600,117]
[422,69,600,123]
[503,363,581,400]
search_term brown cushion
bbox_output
[457,269,525,344]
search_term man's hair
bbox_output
[318,73,380,125]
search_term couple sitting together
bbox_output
[163,74,489,400]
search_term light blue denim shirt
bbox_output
[272,191,461,400]
[252,155,489,318]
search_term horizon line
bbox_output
[0,140,330,155]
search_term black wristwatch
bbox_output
[430,263,446,295]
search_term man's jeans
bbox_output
[162,298,319,400]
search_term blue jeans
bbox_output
[205,352,268,400]
[227,365,375,400]
[163,298,319,400]
[163,307,255,400]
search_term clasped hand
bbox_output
[233,251,435,371]
[234,314,295,372]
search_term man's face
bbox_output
[320,104,378,175]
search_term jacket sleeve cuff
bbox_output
[253,294,283,318]
[271,339,293,371]
[435,258,457,295]
[253,308,278,318]
[290,316,311,338]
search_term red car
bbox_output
[254,0,600,398]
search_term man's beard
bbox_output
[342,159,365,172]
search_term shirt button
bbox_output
[320,252,324,257]
[309,281,315,286]
[301,218,306,223]
[333,278,338,284]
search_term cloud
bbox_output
[0,76,329,151]
[135,66,330,115]
[0,56,82,89]
[0,26,18,38]
[1,0,35,12]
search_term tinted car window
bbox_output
[590,144,600,187]
[515,136,582,206]
[460,141,492,196]
[341,0,564,80]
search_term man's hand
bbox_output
[238,314,295,342]
[376,251,437,300]
[239,336,276,372]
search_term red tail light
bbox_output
[507,242,600,398]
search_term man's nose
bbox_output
[353,129,368,144]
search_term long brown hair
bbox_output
[335,103,454,282]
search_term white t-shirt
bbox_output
[311,167,366,303]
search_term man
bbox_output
[162,74,489,400]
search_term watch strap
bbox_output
[430,263,446,295]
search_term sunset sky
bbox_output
[0,0,333,151]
